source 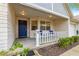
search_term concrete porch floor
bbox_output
[16,38,36,49]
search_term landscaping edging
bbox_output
[33,50,42,56]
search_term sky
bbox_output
[68,3,79,16]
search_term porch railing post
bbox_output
[36,30,40,46]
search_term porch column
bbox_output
[67,18,71,37]
[36,17,40,46]
[37,17,40,30]
[36,30,40,46]
[0,4,8,50]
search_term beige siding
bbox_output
[7,4,16,49]
[53,3,68,16]
[53,19,68,31]
[69,21,79,36]
[53,19,69,37]
[0,4,8,50]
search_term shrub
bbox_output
[10,42,23,50]
[0,48,30,56]
[72,36,79,42]
[0,42,30,56]
[58,37,71,48]
[58,36,79,48]
[20,48,30,56]
[0,51,8,56]
[69,37,74,45]
[14,42,23,48]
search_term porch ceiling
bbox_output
[13,3,67,20]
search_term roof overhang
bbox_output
[73,15,79,22]
[20,3,69,19]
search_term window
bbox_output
[40,21,50,30]
[46,26,50,30]
[31,21,37,30]
[40,21,45,30]
[46,22,50,30]
[40,26,46,30]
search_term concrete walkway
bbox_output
[16,38,36,49]
[60,45,79,56]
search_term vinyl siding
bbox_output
[32,3,68,16]
[53,3,68,16]
[7,4,16,49]
[0,3,15,50]
[0,3,8,50]
[53,19,69,37]
[33,3,52,11]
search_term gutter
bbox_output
[33,50,41,56]
[20,3,69,19]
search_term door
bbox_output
[70,24,76,36]
[18,20,27,38]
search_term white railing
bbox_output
[36,30,67,46]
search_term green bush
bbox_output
[58,36,79,48]
[0,42,30,56]
[10,42,23,50]
[20,48,30,56]
[14,42,23,48]
[69,37,74,45]
[0,51,8,56]
[58,37,71,48]
[72,36,79,42]
[0,48,30,56]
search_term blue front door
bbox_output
[18,20,27,38]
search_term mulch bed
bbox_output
[36,42,79,56]
[27,50,35,56]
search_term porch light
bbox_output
[21,11,25,15]
[49,15,52,18]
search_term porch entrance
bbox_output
[11,3,69,48]
[18,20,27,38]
